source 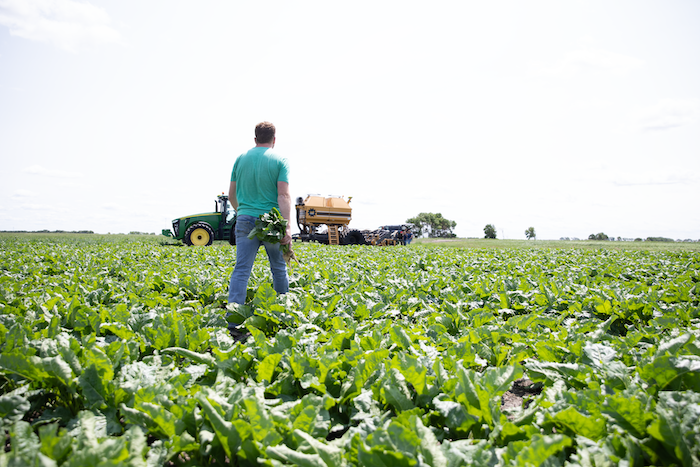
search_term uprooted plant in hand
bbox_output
[247,207,300,265]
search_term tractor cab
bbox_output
[162,194,237,246]
[216,194,236,223]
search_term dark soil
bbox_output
[501,378,542,413]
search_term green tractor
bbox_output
[162,194,236,246]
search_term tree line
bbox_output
[404,214,538,240]
[402,217,696,242]
[405,213,457,238]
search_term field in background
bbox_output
[3,232,699,252]
[1,233,699,465]
[415,236,700,252]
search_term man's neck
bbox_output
[254,136,275,148]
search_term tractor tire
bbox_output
[228,225,236,246]
[184,222,215,246]
[344,229,367,245]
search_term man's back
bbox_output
[231,147,289,217]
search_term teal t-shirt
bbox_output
[230,147,290,217]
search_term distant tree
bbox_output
[484,224,497,239]
[406,213,457,238]
[646,237,675,242]
[588,232,609,241]
[525,227,536,240]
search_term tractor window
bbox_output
[226,202,235,223]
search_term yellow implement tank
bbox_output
[297,195,352,228]
[295,195,366,245]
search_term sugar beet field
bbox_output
[1,234,700,466]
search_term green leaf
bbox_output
[524,360,587,387]
[407,415,448,467]
[248,208,287,243]
[481,364,523,397]
[3,323,28,353]
[504,433,573,466]
[442,439,499,467]
[582,343,618,368]
[291,429,345,467]
[639,355,700,392]
[82,345,114,381]
[196,394,243,460]
[253,282,278,308]
[551,406,607,441]
[454,366,486,421]
[0,393,30,426]
[288,394,331,438]
[595,299,613,315]
[225,303,254,326]
[343,349,390,401]
[602,393,651,439]
[433,397,478,438]
[257,353,283,383]
[79,365,109,409]
[42,355,74,387]
[0,351,50,382]
[647,391,700,466]
[153,326,175,350]
[266,444,327,467]
[655,332,694,357]
[379,368,415,412]
[3,421,59,467]
[121,403,161,435]
[358,426,418,467]
[167,432,199,455]
[389,326,413,350]
[162,347,216,368]
[38,423,72,464]
[243,396,284,446]
[135,402,178,438]
[392,353,427,396]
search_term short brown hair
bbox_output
[255,121,276,144]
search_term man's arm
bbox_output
[228,181,238,210]
[277,181,292,245]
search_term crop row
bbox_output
[1,237,699,466]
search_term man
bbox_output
[405,229,413,245]
[227,122,292,326]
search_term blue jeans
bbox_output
[228,215,289,305]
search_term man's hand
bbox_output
[277,181,293,246]
[281,225,292,246]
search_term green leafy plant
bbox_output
[247,207,298,264]
[1,234,700,465]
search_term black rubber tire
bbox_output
[344,229,367,245]
[184,222,215,246]
[228,224,236,246]
[311,232,329,244]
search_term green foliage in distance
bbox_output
[484,223,497,239]
[525,227,536,240]
[1,235,700,466]
[406,212,456,238]
[647,237,675,243]
[589,232,610,241]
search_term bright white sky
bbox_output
[1,1,698,240]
